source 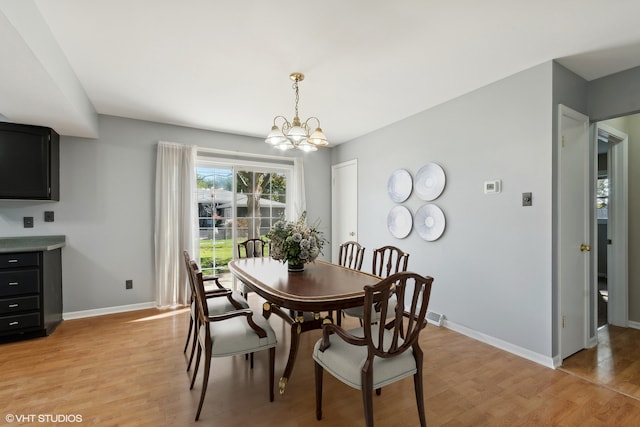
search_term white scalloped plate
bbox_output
[387,205,413,239]
[415,204,445,241]
[387,169,413,203]
[415,163,445,201]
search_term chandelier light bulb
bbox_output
[265,125,287,145]
[308,127,328,146]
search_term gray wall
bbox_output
[0,115,331,313]
[587,67,640,324]
[332,62,555,359]
[329,60,640,363]
[624,114,640,322]
[588,67,640,122]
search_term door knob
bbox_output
[580,244,591,252]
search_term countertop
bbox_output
[0,235,66,253]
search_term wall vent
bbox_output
[426,310,443,326]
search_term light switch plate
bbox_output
[484,180,501,194]
[23,217,34,228]
[44,211,54,222]
[522,192,533,206]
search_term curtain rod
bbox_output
[196,146,297,163]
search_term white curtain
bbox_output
[154,142,197,307]
[289,157,306,220]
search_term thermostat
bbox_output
[484,180,501,194]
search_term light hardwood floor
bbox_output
[2,302,640,426]
[560,325,640,400]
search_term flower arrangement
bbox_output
[267,212,326,270]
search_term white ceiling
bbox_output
[1,0,640,143]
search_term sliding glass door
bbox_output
[196,165,234,283]
[196,159,291,286]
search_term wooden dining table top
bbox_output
[228,257,381,312]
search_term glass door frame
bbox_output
[195,155,294,287]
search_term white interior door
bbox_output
[558,104,590,359]
[331,160,358,263]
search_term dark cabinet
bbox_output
[0,249,62,337]
[0,122,60,200]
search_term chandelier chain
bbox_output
[292,78,300,119]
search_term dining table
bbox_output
[228,257,382,395]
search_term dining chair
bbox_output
[335,241,365,326]
[342,245,409,325]
[237,238,267,298]
[188,259,277,421]
[182,251,249,374]
[237,238,267,258]
[313,272,433,427]
[337,241,365,271]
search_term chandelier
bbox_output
[265,72,329,152]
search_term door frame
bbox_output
[593,122,628,328]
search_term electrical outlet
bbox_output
[44,211,54,222]
[23,217,34,228]
[522,192,532,207]
[126,280,133,290]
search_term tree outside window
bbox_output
[597,177,609,220]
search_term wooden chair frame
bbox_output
[337,241,365,271]
[342,245,410,326]
[188,259,275,421]
[372,245,409,278]
[237,238,267,258]
[315,272,433,427]
[237,238,267,298]
[182,251,247,373]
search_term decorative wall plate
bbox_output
[387,169,413,203]
[415,163,445,201]
[387,205,413,239]
[415,204,445,241]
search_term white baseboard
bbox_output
[63,302,156,320]
[628,320,640,330]
[443,319,556,369]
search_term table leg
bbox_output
[262,304,331,395]
[279,318,303,394]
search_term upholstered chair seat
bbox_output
[313,325,416,390]
[190,288,249,320]
[200,308,277,357]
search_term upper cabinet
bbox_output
[0,122,59,201]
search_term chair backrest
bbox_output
[188,258,267,341]
[372,246,409,278]
[188,259,210,323]
[362,272,433,358]
[337,241,365,271]
[237,238,267,258]
[183,250,197,301]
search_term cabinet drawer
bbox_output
[0,295,40,315]
[0,312,40,333]
[0,270,40,297]
[0,253,39,269]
